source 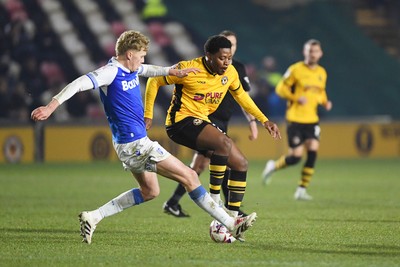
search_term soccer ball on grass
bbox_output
[209,219,236,243]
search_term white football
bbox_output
[209,219,236,243]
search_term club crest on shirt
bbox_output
[221,76,228,85]
[193,119,203,126]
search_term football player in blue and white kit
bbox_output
[31,30,257,244]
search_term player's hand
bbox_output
[169,67,201,77]
[263,121,281,140]
[31,99,59,122]
[31,106,52,122]
[144,117,153,130]
[324,100,332,111]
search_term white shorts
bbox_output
[113,136,170,173]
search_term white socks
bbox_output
[93,188,144,223]
[189,186,235,230]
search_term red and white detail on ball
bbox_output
[209,219,236,243]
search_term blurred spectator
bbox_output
[66,92,100,120]
[0,75,10,119]
[19,55,46,109]
[34,21,62,62]
[258,56,286,119]
[260,56,282,91]
[40,61,66,88]
[40,82,70,122]
[140,0,168,23]
[4,7,36,63]
[9,81,30,122]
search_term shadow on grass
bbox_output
[252,242,400,257]
[308,218,400,224]
[0,227,75,234]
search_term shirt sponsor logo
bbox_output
[121,76,140,91]
[194,93,205,101]
[193,92,224,104]
[205,92,224,104]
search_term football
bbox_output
[209,219,236,243]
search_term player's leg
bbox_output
[294,124,320,200]
[162,152,208,218]
[294,138,319,200]
[262,122,303,184]
[79,137,165,244]
[156,154,257,239]
[79,171,159,244]
[97,171,159,219]
[224,142,248,217]
[195,124,232,204]
[162,184,189,217]
[166,118,232,206]
[221,167,230,209]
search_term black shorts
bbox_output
[287,122,320,148]
[166,117,212,152]
[209,117,228,134]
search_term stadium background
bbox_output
[1,0,400,163]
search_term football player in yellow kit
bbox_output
[262,39,332,201]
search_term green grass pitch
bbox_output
[0,159,399,266]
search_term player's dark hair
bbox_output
[204,35,231,55]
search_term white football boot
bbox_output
[262,160,275,185]
[79,211,97,244]
[294,187,313,201]
[230,212,257,242]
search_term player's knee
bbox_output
[230,156,248,171]
[286,155,301,166]
[238,157,248,170]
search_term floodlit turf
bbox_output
[0,159,399,266]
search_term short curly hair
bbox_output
[204,35,231,55]
[115,30,150,56]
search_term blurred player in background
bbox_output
[145,35,281,232]
[262,39,332,200]
[158,30,258,218]
[31,30,257,244]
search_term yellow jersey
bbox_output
[145,57,268,126]
[276,61,328,123]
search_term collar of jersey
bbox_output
[109,57,132,73]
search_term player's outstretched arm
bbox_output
[31,75,95,122]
